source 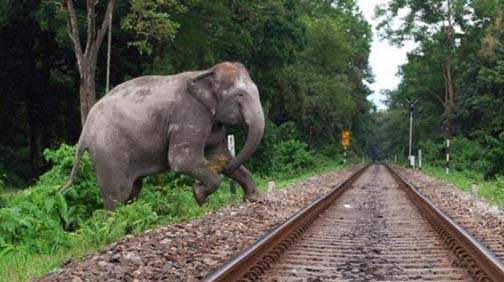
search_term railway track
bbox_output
[202,164,504,282]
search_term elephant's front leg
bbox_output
[168,140,221,206]
[205,142,261,202]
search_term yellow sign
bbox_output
[341,130,350,147]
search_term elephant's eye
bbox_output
[237,91,245,97]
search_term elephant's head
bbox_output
[187,62,265,173]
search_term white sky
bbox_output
[357,0,417,110]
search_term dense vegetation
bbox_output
[371,0,504,181]
[0,0,373,187]
[0,0,372,280]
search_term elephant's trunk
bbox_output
[225,102,265,173]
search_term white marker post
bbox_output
[409,155,415,168]
[227,135,236,194]
[418,149,422,169]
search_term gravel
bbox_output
[37,165,362,282]
[393,165,504,261]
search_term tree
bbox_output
[377,0,471,136]
[54,0,186,125]
[0,0,374,182]
[62,0,116,125]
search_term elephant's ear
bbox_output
[187,70,217,116]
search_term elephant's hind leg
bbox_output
[96,166,135,210]
[128,177,144,201]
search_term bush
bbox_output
[450,137,489,173]
[0,144,101,255]
[40,144,102,230]
[0,175,5,208]
[318,144,344,161]
[0,189,72,255]
[273,140,315,175]
[79,201,159,246]
[419,137,490,173]
[480,176,504,206]
[418,139,444,167]
[484,132,504,178]
[276,122,301,142]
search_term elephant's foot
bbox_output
[243,191,265,203]
[193,182,208,206]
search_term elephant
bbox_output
[61,62,265,210]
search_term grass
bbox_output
[421,165,504,207]
[421,166,481,192]
[0,159,349,282]
[0,242,96,282]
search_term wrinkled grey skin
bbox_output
[61,62,265,210]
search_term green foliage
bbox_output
[40,144,103,230]
[451,137,489,172]
[0,144,100,255]
[0,174,4,194]
[79,202,158,245]
[1,0,372,186]
[483,132,504,178]
[418,140,444,167]
[121,0,189,55]
[480,176,504,206]
[273,140,315,175]
[419,137,489,173]
[423,165,479,192]
[276,121,301,142]
[424,165,504,207]
[372,0,504,181]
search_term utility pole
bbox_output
[105,9,113,93]
[406,99,418,167]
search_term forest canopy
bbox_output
[0,0,374,186]
[372,0,504,178]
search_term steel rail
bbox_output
[385,164,504,282]
[202,164,504,282]
[201,164,370,282]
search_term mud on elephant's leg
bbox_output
[191,153,230,204]
[205,149,262,202]
[191,162,223,206]
[169,152,222,206]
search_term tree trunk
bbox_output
[442,61,455,137]
[445,62,455,108]
[79,58,97,125]
[65,0,116,126]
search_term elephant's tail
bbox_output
[59,139,87,194]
